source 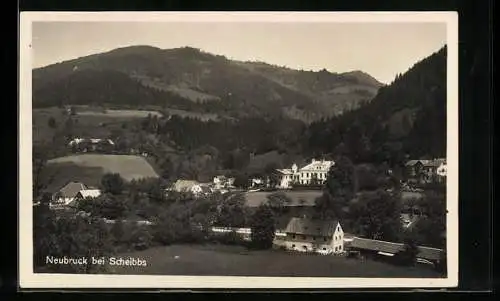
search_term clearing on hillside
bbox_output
[244,190,323,207]
[47,154,159,182]
[76,109,163,118]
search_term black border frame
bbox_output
[9,0,495,295]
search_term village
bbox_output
[37,135,448,274]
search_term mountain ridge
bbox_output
[32,45,384,122]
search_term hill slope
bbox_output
[47,154,159,182]
[32,46,383,122]
[304,45,447,162]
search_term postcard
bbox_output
[19,11,458,289]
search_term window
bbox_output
[322,248,326,250]
[292,244,295,248]
[323,237,327,242]
[302,245,307,250]
[292,235,296,239]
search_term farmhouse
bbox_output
[275,159,335,189]
[250,177,265,188]
[70,189,102,207]
[51,181,88,207]
[345,237,445,266]
[273,217,344,255]
[192,184,213,197]
[169,180,213,197]
[405,158,447,184]
[68,137,115,153]
[213,176,235,190]
[171,180,200,193]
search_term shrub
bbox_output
[128,226,153,251]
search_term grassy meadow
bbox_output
[103,244,442,278]
[47,154,159,182]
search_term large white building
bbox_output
[275,159,335,189]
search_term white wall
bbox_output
[273,224,345,255]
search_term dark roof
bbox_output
[57,181,88,198]
[423,159,446,168]
[405,160,425,166]
[284,217,340,237]
[349,237,445,261]
[275,216,292,231]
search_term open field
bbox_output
[76,109,163,118]
[244,190,425,208]
[42,162,106,191]
[47,154,159,182]
[164,108,219,121]
[32,108,68,144]
[244,190,323,207]
[401,191,424,201]
[33,107,139,143]
[104,244,441,277]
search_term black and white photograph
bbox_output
[19,12,458,289]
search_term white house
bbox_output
[436,161,447,177]
[275,159,335,189]
[250,178,264,186]
[213,176,235,190]
[273,217,344,255]
[172,180,200,193]
[171,180,213,197]
[191,183,213,197]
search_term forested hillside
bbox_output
[32,46,383,122]
[303,46,447,164]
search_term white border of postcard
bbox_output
[19,11,459,289]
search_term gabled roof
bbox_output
[275,216,292,231]
[284,217,340,237]
[300,160,335,172]
[423,158,447,168]
[57,181,88,198]
[173,180,199,192]
[349,237,445,261]
[77,189,101,199]
[350,237,403,254]
[276,169,294,175]
[405,160,425,166]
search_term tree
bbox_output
[110,219,126,244]
[216,194,249,228]
[266,192,291,214]
[100,173,125,195]
[47,117,57,129]
[34,214,114,273]
[250,204,276,249]
[316,155,356,221]
[233,173,250,189]
[394,238,419,266]
[158,157,174,180]
[326,155,355,197]
[349,190,403,241]
[33,146,49,200]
